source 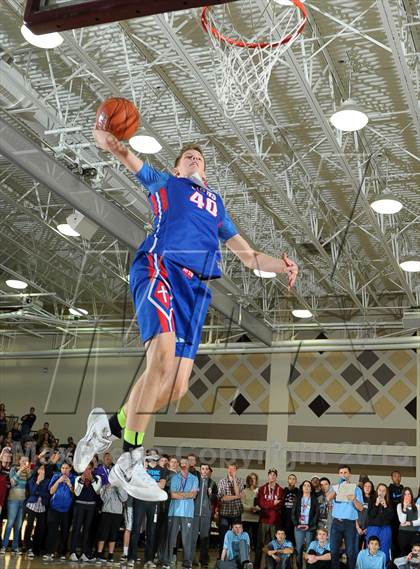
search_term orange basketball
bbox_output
[95,97,140,141]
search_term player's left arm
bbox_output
[226,234,298,290]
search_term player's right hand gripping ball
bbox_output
[95,97,140,141]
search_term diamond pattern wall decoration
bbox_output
[374,395,395,419]
[289,365,300,383]
[406,398,416,419]
[357,379,378,402]
[341,364,363,385]
[373,364,395,386]
[261,366,271,383]
[190,378,207,400]
[357,351,379,369]
[340,396,363,416]
[194,354,210,369]
[325,379,346,402]
[206,363,224,384]
[230,393,250,415]
[388,380,411,403]
[309,395,330,417]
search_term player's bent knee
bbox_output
[171,378,189,401]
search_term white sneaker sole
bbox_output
[109,453,167,501]
[73,407,112,473]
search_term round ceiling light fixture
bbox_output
[330,98,369,132]
[57,223,80,237]
[129,135,162,154]
[253,269,277,278]
[6,279,28,290]
[69,307,89,316]
[399,255,420,273]
[20,24,63,49]
[292,308,313,319]
[370,194,403,215]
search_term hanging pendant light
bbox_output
[330,98,369,132]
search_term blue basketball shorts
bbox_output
[129,252,212,359]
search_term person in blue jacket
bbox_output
[43,462,75,561]
[23,464,51,557]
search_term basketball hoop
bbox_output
[201,0,307,118]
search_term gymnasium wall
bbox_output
[0,337,418,485]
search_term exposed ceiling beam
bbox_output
[376,0,420,145]
[283,15,416,306]
[0,115,273,345]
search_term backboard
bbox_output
[24,0,238,34]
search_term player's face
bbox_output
[176,150,206,179]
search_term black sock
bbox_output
[108,413,122,438]
[122,440,144,452]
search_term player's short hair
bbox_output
[174,144,205,169]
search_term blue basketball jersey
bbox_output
[134,163,238,278]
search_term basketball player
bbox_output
[74,129,298,500]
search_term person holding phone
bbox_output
[43,462,75,561]
[0,456,32,555]
[292,480,319,569]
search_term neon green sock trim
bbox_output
[123,428,145,446]
[117,408,127,429]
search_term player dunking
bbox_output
[74,129,298,499]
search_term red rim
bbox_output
[201,0,307,49]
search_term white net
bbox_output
[202,0,307,118]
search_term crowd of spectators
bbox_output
[1,403,419,569]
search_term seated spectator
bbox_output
[1,456,32,554]
[43,461,75,561]
[3,431,13,449]
[394,542,420,569]
[96,481,128,564]
[264,528,294,569]
[292,480,319,569]
[305,528,331,569]
[37,422,54,448]
[398,488,420,555]
[0,410,7,439]
[11,421,21,442]
[20,407,36,437]
[366,483,393,562]
[218,522,253,569]
[356,535,386,569]
[23,463,51,558]
[70,462,101,562]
